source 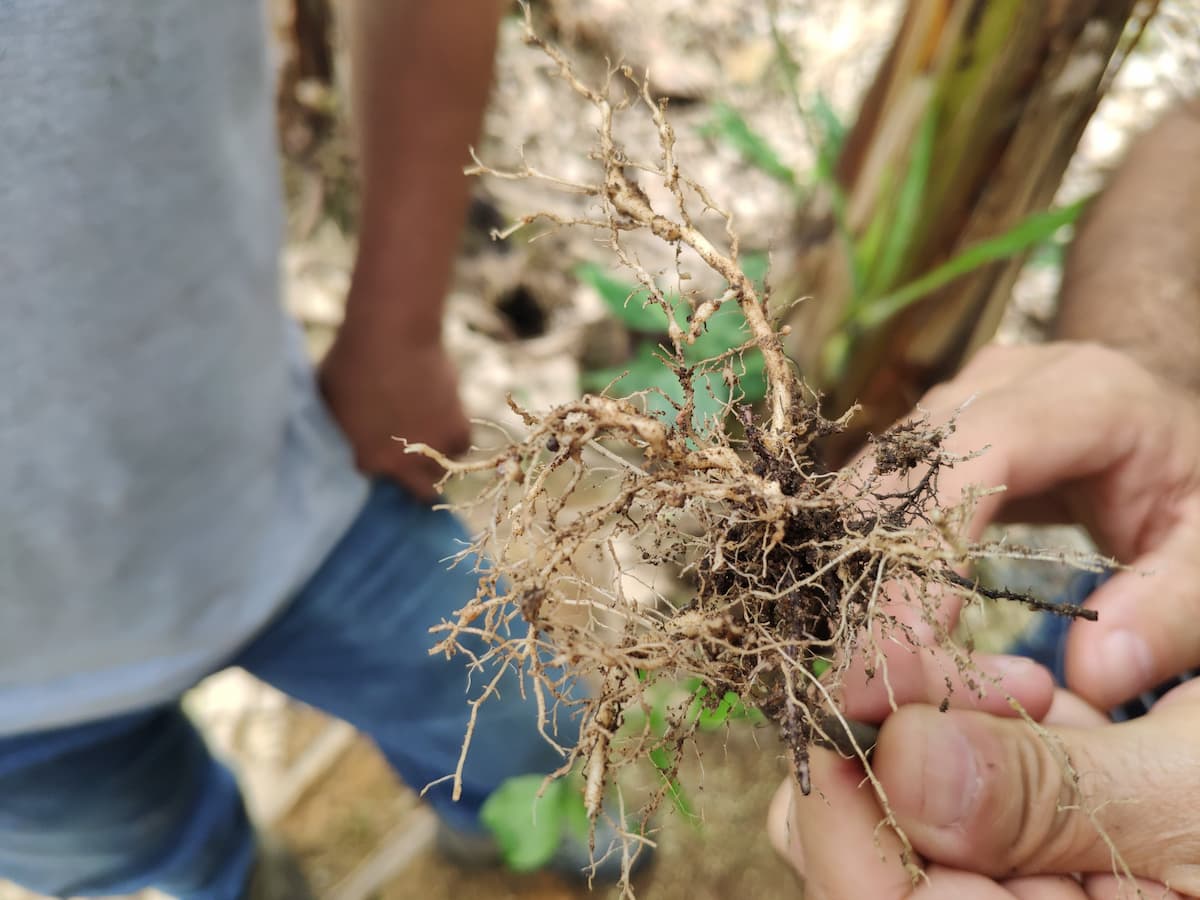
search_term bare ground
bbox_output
[277,718,798,900]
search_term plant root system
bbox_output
[408,8,1102,892]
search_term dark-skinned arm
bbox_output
[320,0,504,500]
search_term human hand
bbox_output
[842,342,1200,715]
[319,323,470,502]
[769,688,1192,898]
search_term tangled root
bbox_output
[410,7,1101,891]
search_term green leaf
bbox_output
[1028,237,1066,269]
[739,251,771,289]
[705,103,797,187]
[481,775,567,872]
[819,329,854,385]
[575,262,669,332]
[723,693,765,724]
[684,683,709,727]
[648,680,671,738]
[578,260,767,345]
[618,705,647,735]
[649,745,699,823]
[851,168,893,293]
[683,301,749,363]
[577,256,771,412]
[648,745,673,771]
[697,691,738,731]
[682,681,766,731]
[677,298,768,405]
[691,370,731,433]
[563,785,591,843]
[580,343,675,415]
[693,690,765,730]
[581,342,731,436]
[811,92,847,173]
[855,198,1089,332]
[737,350,768,403]
[812,657,831,677]
[860,102,938,304]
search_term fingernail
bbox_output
[920,718,981,828]
[1100,629,1155,694]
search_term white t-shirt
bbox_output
[0,0,368,734]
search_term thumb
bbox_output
[1065,517,1200,708]
[872,694,1200,892]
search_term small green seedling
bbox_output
[480,773,591,872]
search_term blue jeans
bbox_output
[0,481,574,899]
[1007,569,1108,689]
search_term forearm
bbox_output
[343,0,503,345]
[1055,100,1200,391]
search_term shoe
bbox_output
[243,832,316,900]
[436,815,653,884]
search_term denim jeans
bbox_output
[1006,569,1109,689]
[0,481,575,899]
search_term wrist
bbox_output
[338,281,446,351]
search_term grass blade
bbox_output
[855,198,1088,331]
[859,102,938,304]
[705,102,797,188]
